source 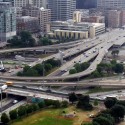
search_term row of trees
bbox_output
[69,93,93,111]
[17,59,61,76]
[7,31,36,47]
[1,99,68,124]
[8,31,77,48]
[83,97,125,125]
[38,37,53,46]
[91,60,124,78]
[69,62,90,74]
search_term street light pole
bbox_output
[0,89,2,113]
[0,85,7,114]
[42,60,44,76]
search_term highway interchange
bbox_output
[0,29,125,81]
[1,29,125,113]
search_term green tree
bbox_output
[38,101,45,109]
[61,101,68,108]
[117,100,125,107]
[9,110,18,120]
[53,100,61,108]
[110,60,117,65]
[45,59,60,67]
[77,95,93,110]
[39,37,52,46]
[45,63,52,72]
[93,100,98,106]
[69,68,77,74]
[1,113,9,124]
[69,92,78,104]
[33,64,44,75]
[26,104,33,114]
[8,31,36,47]
[114,63,124,73]
[93,116,113,125]
[44,99,54,106]
[23,65,30,72]
[104,97,117,109]
[25,68,39,76]
[110,104,125,121]
[91,70,101,78]
[32,104,39,111]
[18,106,27,117]
[81,62,90,71]
[97,66,102,73]
[74,63,81,72]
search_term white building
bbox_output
[47,21,105,39]
[73,11,82,22]
[39,7,51,33]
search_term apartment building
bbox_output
[0,2,16,41]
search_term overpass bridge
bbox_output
[0,29,125,81]
[3,88,68,101]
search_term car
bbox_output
[46,89,51,92]
[64,69,68,72]
[101,47,103,48]
[8,70,13,73]
[22,86,27,89]
[90,68,93,70]
[13,100,18,104]
[89,114,95,118]
[118,90,122,93]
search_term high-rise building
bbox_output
[97,0,125,10]
[17,16,39,33]
[2,0,47,8]
[76,0,97,9]
[31,0,47,8]
[39,7,51,33]
[120,10,125,27]
[22,6,51,33]
[12,0,29,7]
[108,10,120,28]
[0,2,16,42]
[22,4,39,17]
[48,0,76,21]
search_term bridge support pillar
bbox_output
[48,86,51,90]
[73,86,77,90]
[44,50,46,54]
[23,51,26,56]
[77,77,80,81]
[33,50,36,55]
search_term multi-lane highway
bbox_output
[0,29,125,81]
